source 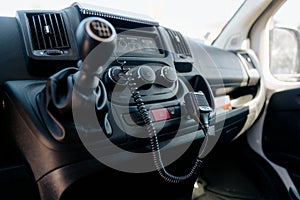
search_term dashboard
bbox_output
[0,2,265,200]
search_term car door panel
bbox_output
[263,88,300,189]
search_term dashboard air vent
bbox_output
[238,52,256,69]
[27,13,70,50]
[166,29,192,57]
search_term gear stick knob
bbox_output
[76,17,117,64]
[75,17,117,89]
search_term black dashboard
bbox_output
[0,2,264,200]
[1,3,259,89]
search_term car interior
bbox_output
[0,0,300,199]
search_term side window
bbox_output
[270,0,300,82]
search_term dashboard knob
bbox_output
[131,65,156,89]
[157,66,177,87]
[103,66,127,90]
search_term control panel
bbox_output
[103,64,179,104]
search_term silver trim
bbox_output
[73,2,159,26]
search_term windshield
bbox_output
[1,0,244,43]
[273,0,300,28]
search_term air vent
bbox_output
[27,13,70,51]
[238,52,256,69]
[166,29,192,57]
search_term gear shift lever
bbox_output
[39,17,117,142]
[74,17,117,91]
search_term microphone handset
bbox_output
[184,91,212,134]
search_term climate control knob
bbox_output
[156,66,177,87]
[103,66,127,90]
[131,65,156,89]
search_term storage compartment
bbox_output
[216,106,249,143]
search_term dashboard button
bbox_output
[151,108,171,122]
[167,106,181,118]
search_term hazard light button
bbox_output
[151,108,171,122]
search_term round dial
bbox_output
[134,65,156,84]
[157,66,177,87]
[131,65,156,89]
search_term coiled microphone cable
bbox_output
[126,72,210,184]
